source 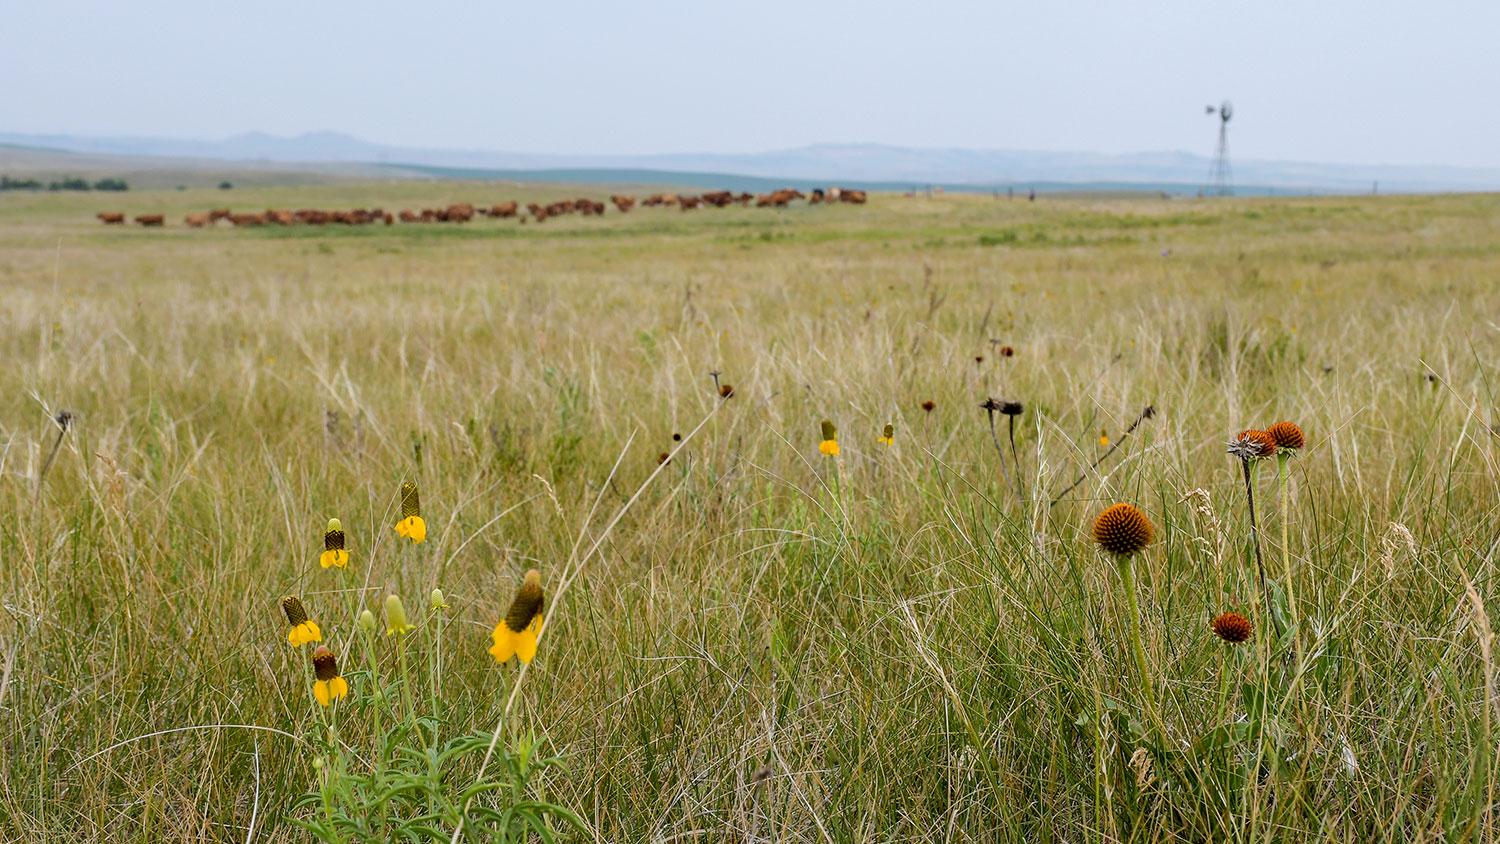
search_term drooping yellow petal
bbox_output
[314,679,330,706]
[489,625,517,663]
[329,676,349,702]
[515,615,543,664]
[319,549,349,569]
[395,516,427,544]
[288,621,322,647]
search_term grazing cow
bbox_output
[755,194,773,207]
[208,208,232,223]
[384,213,394,225]
[227,213,264,226]
[827,187,842,202]
[487,202,518,218]
[679,196,701,210]
[809,189,825,204]
[398,209,419,223]
[265,209,294,225]
[700,190,733,208]
[135,214,165,227]
[641,194,664,207]
[184,213,210,228]
[610,195,635,213]
[840,189,868,204]
[97,212,125,224]
[661,193,679,207]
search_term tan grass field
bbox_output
[3,184,1500,841]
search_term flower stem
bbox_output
[1116,555,1157,713]
[1241,458,1271,620]
[1277,453,1297,624]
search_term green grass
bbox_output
[3,185,1500,842]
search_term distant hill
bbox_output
[4,131,1499,194]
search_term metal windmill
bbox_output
[1205,100,1233,196]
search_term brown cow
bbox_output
[679,196,701,210]
[135,214,165,227]
[97,212,125,224]
[610,195,636,213]
[208,208,231,223]
[487,202,518,218]
[184,213,210,228]
[398,209,419,223]
[840,189,868,204]
[227,213,264,226]
[265,209,294,225]
[384,213,394,225]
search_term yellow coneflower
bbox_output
[385,594,416,636]
[1210,612,1253,644]
[320,518,349,569]
[1099,430,1109,448]
[311,645,349,706]
[281,596,322,647]
[819,419,840,456]
[877,423,894,446]
[490,569,545,664]
[394,482,427,543]
[1092,502,1154,557]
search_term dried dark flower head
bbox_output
[719,384,735,399]
[1227,430,1277,460]
[55,410,74,431]
[400,481,421,519]
[281,595,310,627]
[503,570,545,634]
[672,432,682,442]
[980,397,1001,413]
[1092,503,1154,556]
[657,452,671,465]
[820,418,837,441]
[1000,345,1015,358]
[974,355,985,364]
[998,400,1024,416]
[1266,421,1304,451]
[1211,612,1253,644]
[921,400,936,413]
[312,645,340,681]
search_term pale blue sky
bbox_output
[7,1,1498,166]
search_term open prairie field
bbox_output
[3,186,1500,842]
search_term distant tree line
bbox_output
[0,175,130,191]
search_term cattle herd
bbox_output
[95,187,868,228]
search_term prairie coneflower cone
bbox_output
[719,384,735,399]
[1266,421,1305,451]
[281,596,322,647]
[877,423,895,446]
[311,645,349,706]
[921,400,936,413]
[491,570,545,664]
[394,482,427,543]
[1211,612,1253,644]
[819,419,840,456]
[999,345,1015,358]
[1092,503,1154,556]
[320,517,349,569]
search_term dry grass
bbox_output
[3,185,1500,841]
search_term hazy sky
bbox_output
[7,1,1499,166]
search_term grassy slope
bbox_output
[2,186,1499,841]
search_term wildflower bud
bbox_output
[430,588,448,610]
[358,609,377,632]
[385,594,415,636]
[312,756,324,770]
